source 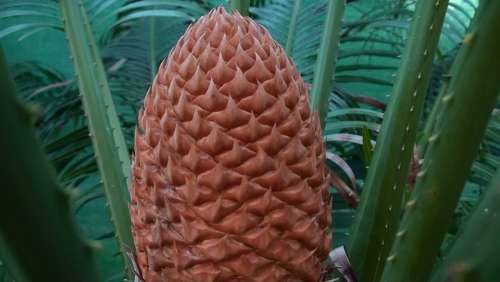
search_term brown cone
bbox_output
[130,7,332,282]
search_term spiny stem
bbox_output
[310,0,346,128]
[59,0,134,278]
[348,1,450,281]
[381,1,500,280]
[431,169,500,282]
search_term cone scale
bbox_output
[131,7,331,282]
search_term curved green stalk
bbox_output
[431,169,500,282]
[285,0,301,54]
[381,1,500,280]
[421,77,449,150]
[0,46,100,282]
[347,1,449,281]
[59,0,133,277]
[149,13,157,81]
[230,0,250,16]
[421,8,480,152]
[310,0,346,128]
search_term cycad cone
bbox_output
[131,7,332,282]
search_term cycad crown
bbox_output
[131,6,332,282]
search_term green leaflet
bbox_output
[361,126,374,166]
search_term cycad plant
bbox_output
[0,0,499,281]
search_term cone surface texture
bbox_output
[131,7,332,282]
